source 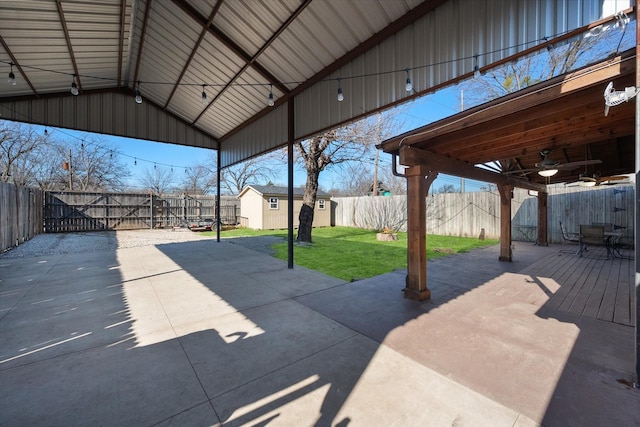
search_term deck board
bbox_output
[518,246,634,326]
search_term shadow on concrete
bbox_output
[1,237,637,426]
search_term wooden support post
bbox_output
[404,165,431,301]
[497,183,513,262]
[537,191,548,246]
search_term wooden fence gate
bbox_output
[44,191,238,232]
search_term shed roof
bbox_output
[239,184,331,198]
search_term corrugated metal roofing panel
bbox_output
[0,0,633,170]
[215,0,300,57]
[221,104,287,166]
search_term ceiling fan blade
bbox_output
[555,159,602,170]
[597,175,627,181]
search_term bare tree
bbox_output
[220,151,285,195]
[0,121,50,185]
[296,111,402,242]
[68,138,129,191]
[180,164,216,195]
[436,184,459,193]
[459,30,615,108]
[378,161,407,195]
[140,165,175,195]
[330,161,375,196]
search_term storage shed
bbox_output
[238,185,331,230]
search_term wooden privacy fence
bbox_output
[1,182,44,252]
[333,185,635,245]
[44,192,239,232]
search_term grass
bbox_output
[204,226,499,282]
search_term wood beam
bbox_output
[404,165,432,301]
[399,146,546,192]
[537,191,548,246]
[497,184,513,262]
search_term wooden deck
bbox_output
[519,245,635,326]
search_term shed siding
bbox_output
[242,191,264,229]
[239,187,332,230]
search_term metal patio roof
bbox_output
[0,0,632,168]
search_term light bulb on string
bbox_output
[71,75,79,96]
[267,84,274,107]
[337,79,344,102]
[405,69,413,92]
[201,84,207,105]
[473,55,481,79]
[135,81,142,104]
[8,63,16,86]
[134,158,137,166]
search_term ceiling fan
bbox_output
[567,173,629,187]
[503,149,602,177]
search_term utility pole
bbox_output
[372,112,381,196]
[460,89,465,193]
[68,149,73,190]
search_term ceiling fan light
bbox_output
[579,180,596,187]
[538,168,558,177]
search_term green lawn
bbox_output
[205,226,498,282]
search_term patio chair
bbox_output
[578,225,606,257]
[559,221,580,244]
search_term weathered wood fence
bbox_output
[44,192,239,232]
[1,183,634,253]
[333,185,635,245]
[1,182,44,252]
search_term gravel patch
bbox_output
[0,230,285,259]
[0,229,214,259]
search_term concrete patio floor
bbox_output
[0,237,638,426]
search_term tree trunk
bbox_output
[297,169,319,242]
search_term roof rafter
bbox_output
[133,0,153,87]
[191,0,312,126]
[117,0,126,87]
[56,0,81,91]
[0,35,38,96]
[171,0,289,96]
[163,0,223,111]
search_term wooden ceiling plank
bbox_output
[446,103,634,161]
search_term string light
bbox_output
[8,63,16,86]
[473,55,481,79]
[70,75,79,96]
[615,11,629,31]
[135,81,142,104]
[544,37,554,52]
[267,84,274,107]
[405,69,413,92]
[0,17,626,110]
[201,84,207,105]
[134,158,137,166]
